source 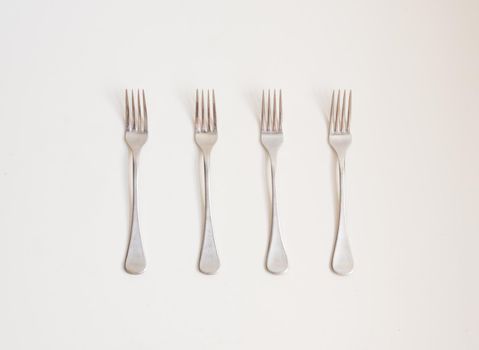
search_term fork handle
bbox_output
[266,162,288,274]
[125,153,146,274]
[332,160,353,275]
[199,154,220,274]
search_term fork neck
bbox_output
[334,150,346,167]
[201,149,212,162]
[266,149,278,167]
[131,150,141,159]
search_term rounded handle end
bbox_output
[125,255,146,275]
[267,246,288,274]
[199,253,220,274]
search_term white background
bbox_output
[0,0,478,349]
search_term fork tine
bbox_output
[329,90,335,133]
[212,89,217,132]
[334,89,341,132]
[131,89,136,131]
[346,90,352,132]
[195,89,200,131]
[142,90,148,132]
[267,90,272,132]
[125,89,130,131]
[261,90,265,131]
[279,90,283,132]
[207,90,211,132]
[137,90,143,132]
[273,90,277,132]
[201,90,205,132]
[340,90,346,132]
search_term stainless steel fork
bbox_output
[195,89,220,274]
[329,90,353,275]
[124,89,148,275]
[261,90,288,274]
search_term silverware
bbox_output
[329,89,354,275]
[195,89,220,274]
[124,89,148,274]
[261,90,288,274]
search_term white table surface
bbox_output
[1,0,478,349]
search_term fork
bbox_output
[195,89,220,274]
[261,90,288,274]
[124,89,148,274]
[329,90,354,275]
